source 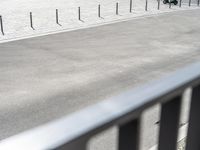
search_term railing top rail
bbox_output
[1,62,200,150]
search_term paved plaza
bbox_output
[0,8,200,149]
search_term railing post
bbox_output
[158,96,182,150]
[0,15,4,35]
[186,85,200,150]
[59,139,87,150]
[118,118,140,150]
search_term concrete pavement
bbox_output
[0,9,200,149]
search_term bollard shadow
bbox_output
[79,19,84,23]
[57,23,62,26]
[129,9,136,13]
[99,16,104,19]
[31,26,35,30]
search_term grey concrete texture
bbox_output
[0,8,200,149]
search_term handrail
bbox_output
[0,62,200,150]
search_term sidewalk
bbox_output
[0,0,199,42]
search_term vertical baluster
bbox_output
[158,96,182,150]
[118,118,140,150]
[59,139,87,150]
[186,85,200,150]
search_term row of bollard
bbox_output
[0,0,200,36]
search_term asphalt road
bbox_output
[0,8,200,149]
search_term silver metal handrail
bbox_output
[0,62,200,150]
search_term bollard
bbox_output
[198,0,200,6]
[30,12,34,30]
[56,9,61,25]
[158,0,160,10]
[0,15,4,35]
[145,0,148,11]
[179,0,182,7]
[78,7,81,21]
[130,0,133,13]
[189,0,191,6]
[169,0,172,8]
[56,9,59,24]
[98,4,101,18]
[116,2,119,15]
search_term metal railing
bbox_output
[0,62,200,150]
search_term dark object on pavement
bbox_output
[163,0,178,5]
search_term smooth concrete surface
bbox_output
[1,9,200,149]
